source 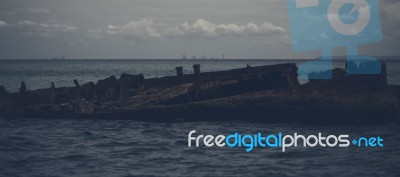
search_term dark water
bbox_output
[0,119,399,177]
[0,59,399,176]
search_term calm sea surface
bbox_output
[0,59,399,177]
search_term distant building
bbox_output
[202,53,207,59]
[52,55,66,60]
[182,55,187,60]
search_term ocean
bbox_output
[1,59,400,92]
[0,59,399,177]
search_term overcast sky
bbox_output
[0,0,399,59]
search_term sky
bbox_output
[0,0,399,59]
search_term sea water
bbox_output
[0,59,399,176]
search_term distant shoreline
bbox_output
[0,57,399,61]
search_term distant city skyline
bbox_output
[0,0,399,59]
[181,53,225,60]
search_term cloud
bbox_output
[381,2,400,38]
[14,20,78,37]
[90,18,286,40]
[17,20,77,33]
[16,8,52,14]
[89,19,161,40]
[383,2,400,20]
[167,19,286,37]
[0,20,6,27]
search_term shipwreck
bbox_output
[0,61,399,124]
